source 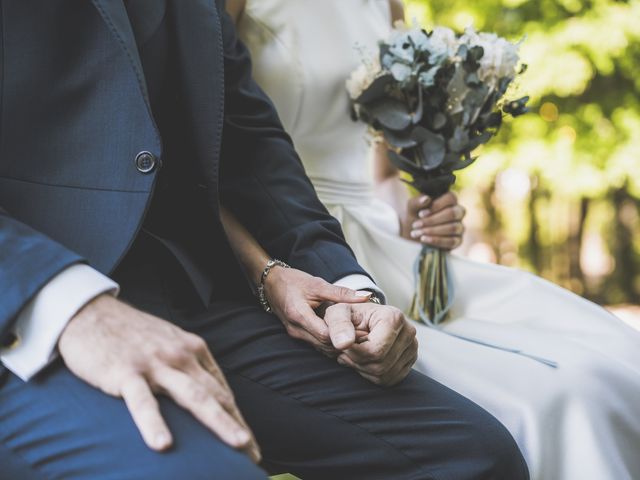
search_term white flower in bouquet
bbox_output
[348,22,529,325]
[459,27,521,83]
[346,53,382,99]
[428,27,459,64]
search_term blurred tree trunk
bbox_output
[482,179,501,263]
[568,197,589,291]
[524,175,542,273]
[609,185,639,304]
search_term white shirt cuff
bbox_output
[0,264,119,381]
[333,274,386,304]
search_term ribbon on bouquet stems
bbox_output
[408,245,454,326]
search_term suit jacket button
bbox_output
[135,151,158,173]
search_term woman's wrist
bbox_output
[256,259,290,312]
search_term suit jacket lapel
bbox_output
[90,0,152,111]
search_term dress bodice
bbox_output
[238,0,391,203]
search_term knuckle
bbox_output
[128,391,156,411]
[390,309,405,327]
[184,334,207,353]
[369,345,386,360]
[316,330,331,344]
[284,323,298,337]
[312,277,329,290]
[407,324,417,338]
[369,363,386,376]
[217,392,235,410]
[283,305,302,324]
[162,346,191,366]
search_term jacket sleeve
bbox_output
[216,3,371,284]
[0,209,84,338]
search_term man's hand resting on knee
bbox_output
[58,294,261,462]
[265,268,418,386]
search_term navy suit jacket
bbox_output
[0,0,368,340]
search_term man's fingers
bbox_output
[184,362,263,464]
[316,283,372,304]
[286,323,339,356]
[324,303,357,350]
[378,343,418,386]
[152,367,251,449]
[346,306,405,362]
[284,302,332,345]
[340,326,415,376]
[120,375,172,451]
[340,339,417,386]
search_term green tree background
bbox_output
[404,0,640,307]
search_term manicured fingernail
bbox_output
[356,291,372,297]
[421,236,433,243]
[410,230,421,238]
[419,209,431,218]
[419,195,430,204]
[412,221,423,229]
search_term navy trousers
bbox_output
[0,239,529,480]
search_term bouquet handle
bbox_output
[408,246,454,325]
[407,246,558,368]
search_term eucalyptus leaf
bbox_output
[503,96,530,117]
[484,111,503,129]
[417,130,447,170]
[465,72,481,87]
[369,98,413,130]
[450,155,478,171]
[448,126,469,153]
[431,112,447,130]
[412,87,424,124]
[383,128,418,149]
[355,74,394,104]
[498,76,513,95]
[467,131,493,151]
[387,149,423,175]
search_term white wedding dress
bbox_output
[238,1,640,478]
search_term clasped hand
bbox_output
[264,268,418,387]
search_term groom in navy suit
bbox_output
[0,1,528,478]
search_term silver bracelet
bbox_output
[257,259,290,313]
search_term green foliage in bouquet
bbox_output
[349,25,529,198]
[348,25,529,324]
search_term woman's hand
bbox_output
[400,192,466,250]
[263,267,372,356]
[264,267,418,386]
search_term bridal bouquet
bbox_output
[348,25,528,325]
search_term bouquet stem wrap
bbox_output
[409,245,454,325]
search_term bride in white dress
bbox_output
[227,1,640,478]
